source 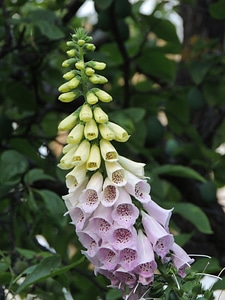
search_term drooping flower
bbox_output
[105,161,127,186]
[77,230,100,257]
[141,211,174,258]
[86,144,101,171]
[171,243,194,278]
[100,177,119,207]
[96,243,119,270]
[118,155,145,178]
[109,224,137,251]
[119,247,138,272]
[65,163,87,192]
[100,139,118,162]
[72,139,90,165]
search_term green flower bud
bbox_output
[66,49,76,57]
[58,90,81,102]
[62,58,76,67]
[93,107,108,123]
[79,103,93,122]
[85,43,96,51]
[75,60,85,70]
[58,111,79,131]
[85,67,95,76]
[98,123,115,140]
[86,144,101,171]
[66,41,76,47]
[63,70,78,80]
[58,76,81,93]
[77,39,85,46]
[84,119,98,141]
[66,123,84,144]
[87,61,106,70]
[88,74,108,84]
[93,88,112,102]
[86,91,98,105]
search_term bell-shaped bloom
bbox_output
[58,110,79,131]
[109,224,137,251]
[98,123,115,141]
[72,139,90,165]
[77,230,100,257]
[63,178,88,209]
[171,243,194,278]
[134,230,157,279]
[107,122,130,142]
[141,211,174,258]
[69,205,92,231]
[95,267,120,288]
[119,247,138,272]
[114,267,137,288]
[65,164,87,192]
[112,188,139,228]
[79,171,103,213]
[143,200,173,231]
[79,103,93,122]
[58,145,78,170]
[96,243,119,270]
[118,156,145,179]
[93,106,108,123]
[86,144,101,171]
[138,275,154,286]
[125,172,150,203]
[100,139,118,161]
[100,177,119,207]
[66,123,84,144]
[89,203,113,239]
[105,161,127,186]
[84,119,99,141]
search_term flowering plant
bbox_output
[57,28,222,300]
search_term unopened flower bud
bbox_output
[85,43,96,51]
[58,146,78,170]
[62,143,75,154]
[63,70,78,80]
[79,104,93,122]
[72,139,90,164]
[66,49,76,57]
[58,110,79,131]
[86,91,98,105]
[98,123,115,140]
[58,90,81,103]
[87,61,106,70]
[58,76,81,93]
[77,39,85,46]
[62,58,76,67]
[107,121,130,142]
[66,123,84,144]
[100,139,118,161]
[84,119,98,141]
[93,88,112,102]
[75,60,85,70]
[86,144,101,171]
[66,41,76,47]
[88,74,108,84]
[93,107,108,123]
[85,67,95,76]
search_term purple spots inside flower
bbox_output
[113,228,133,250]
[95,218,111,238]
[120,248,137,271]
[136,262,155,277]
[104,185,117,203]
[86,189,98,206]
[97,247,118,270]
[112,170,124,185]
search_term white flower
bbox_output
[100,139,118,161]
[105,161,127,186]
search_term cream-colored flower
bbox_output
[72,139,90,164]
[85,67,95,76]
[105,161,127,186]
[66,163,87,192]
[86,91,98,105]
[58,145,78,169]
[62,143,75,154]
[79,104,93,122]
[58,90,81,103]
[87,61,106,70]
[118,155,146,178]
[93,107,108,123]
[88,74,108,85]
[84,119,98,141]
[58,111,79,131]
[86,144,101,171]
[107,122,130,142]
[63,70,77,80]
[93,88,112,103]
[58,76,81,93]
[100,139,118,162]
[98,123,115,141]
[75,60,85,70]
[66,123,84,144]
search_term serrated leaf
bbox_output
[152,165,205,182]
[174,203,213,234]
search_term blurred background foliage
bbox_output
[1,0,225,299]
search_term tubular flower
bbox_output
[57,28,194,300]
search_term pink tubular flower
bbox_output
[89,204,113,239]
[96,243,119,270]
[112,188,139,228]
[77,230,100,257]
[62,179,88,210]
[119,247,138,272]
[79,171,103,213]
[125,171,151,203]
[143,200,173,231]
[135,230,157,280]
[141,211,174,258]
[69,205,92,231]
[171,243,194,278]
[114,267,137,288]
[109,225,137,251]
[100,177,119,207]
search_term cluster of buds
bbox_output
[57,28,194,299]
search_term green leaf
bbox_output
[16,255,84,293]
[106,288,123,300]
[152,165,206,182]
[209,0,225,20]
[189,60,213,84]
[0,272,12,285]
[174,203,213,234]
[95,0,113,10]
[36,190,67,227]
[212,276,225,290]
[24,168,54,185]
[203,80,225,106]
